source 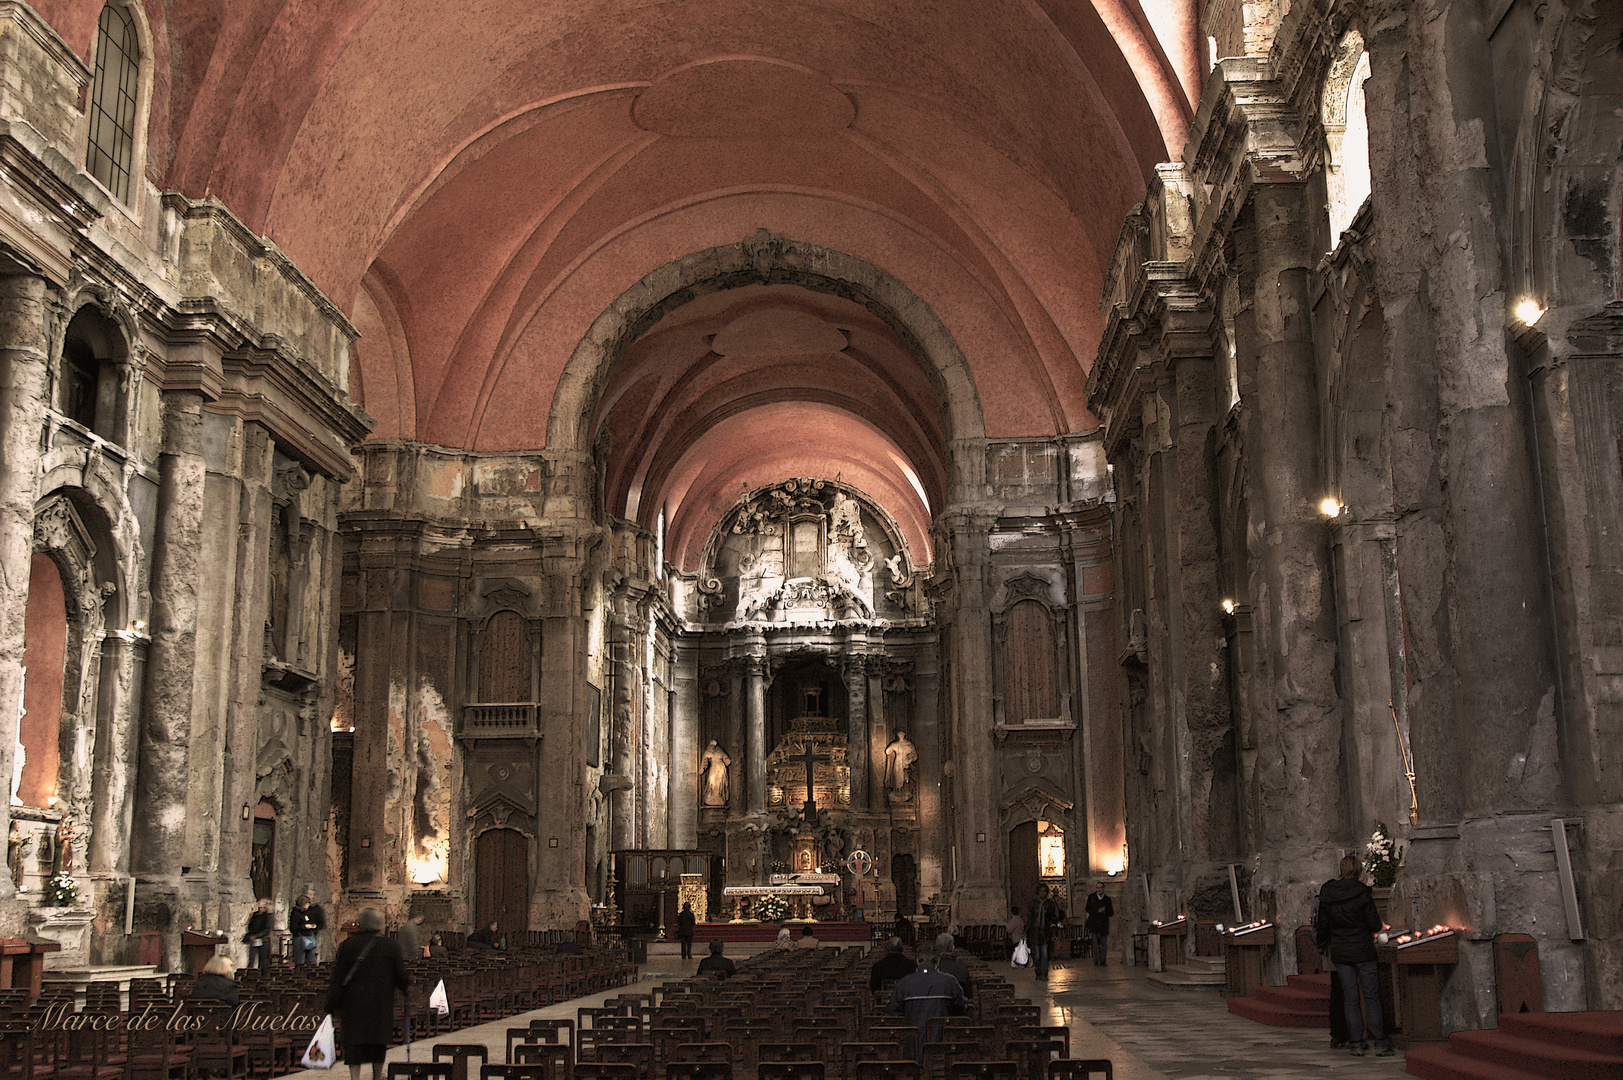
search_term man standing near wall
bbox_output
[1084,882,1114,966]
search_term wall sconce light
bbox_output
[1319,497,1344,519]
[1513,298,1545,326]
[241,804,251,820]
[1222,599,1235,615]
[131,620,146,634]
[46,796,57,808]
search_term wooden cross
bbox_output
[788,742,830,817]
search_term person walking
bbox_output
[244,899,273,970]
[1029,885,1061,981]
[289,892,324,965]
[397,912,424,958]
[1006,907,1024,962]
[675,902,697,959]
[1084,883,1114,966]
[326,907,409,1080]
[1316,855,1393,1057]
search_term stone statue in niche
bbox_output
[7,821,30,889]
[53,812,74,876]
[700,741,733,807]
[830,490,863,541]
[884,731,918,795]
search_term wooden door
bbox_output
[476,828,529,931]
[1009,821,1039,917]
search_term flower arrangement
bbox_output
[754,892,789,922]
[42,873,80,907]
[1364,822,1403,888]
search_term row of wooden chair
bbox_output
[382,1061,1114,1080]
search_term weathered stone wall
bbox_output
[1092,0,1623,1015]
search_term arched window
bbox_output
[1324,36,1372,245]
[57,306,127,441]
[86,5,141,203]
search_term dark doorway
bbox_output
[1009,821,1039,916]
[476,828,529,931]
[893,852,919,919]
[250,802,276,899]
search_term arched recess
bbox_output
[1002,784,1075,912]
[55,301,135,445]
[1322,32,1372,245]
[547,232,987,498]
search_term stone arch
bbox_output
[54,295,136,444]
[547,232,987,496]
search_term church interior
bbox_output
[0,0,1620,1046]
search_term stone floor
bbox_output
[286,952,1418,1080]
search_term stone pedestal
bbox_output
[27,906,94,969]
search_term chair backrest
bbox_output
[947,1063,1018,1080]
[670,1042,733,1063]
[530,1018,575,1044]
[854,1061,922,1080]
[758,1062,827,1080]
[595,1042,655,1077]
[758,1043,819,1063]
[1046,1062,1113,1080]
[663,1062,733,1080]
[388,1065,456,1080]
[482,1064,550,1080]
[512,1040,571,1075]
[571,1065,639,1080]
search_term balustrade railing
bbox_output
[462,702,539,737]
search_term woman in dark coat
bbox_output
[325,907,409,1080]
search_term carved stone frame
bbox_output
[990,572,1071,728]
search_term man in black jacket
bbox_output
[1316,855,1393,1057]
[1084,883,1114,966]
[886,946,966,1055]
[870,937,917,992]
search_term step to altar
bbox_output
[1228,972,1332,1027]
[42,965,159,985]
[1405,1011,1623,1080]
[1147,955,1225,990]
[691,922,877,943]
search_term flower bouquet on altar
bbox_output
[42,874,79,907]
[755,892,789,922]
[1364,822,1403,888]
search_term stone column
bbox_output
[843,634,868,813]
[131,389,208,938]
[0,269,49,915]
[217,425,274,908]
[726,664,745,814]
[607,591,638,850]
[668,642,699,846]
[744,650,767,815]
[1240,184,1344,860]
[864,660,884,813]
[942,509,1002,919]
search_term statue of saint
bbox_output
[7,821,30,889]
[700,741,732,807]
[884,731,918,791]
[52,811,74,877]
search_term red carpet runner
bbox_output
[1405,1011,1623,1080]
[1226,972,1332,1027]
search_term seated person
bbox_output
[192,955,241,1006]
[427,932,447,958]
[696,939,736,979]
[467,920,503,949]
[869,937,916,992]
[887,947,965,1051]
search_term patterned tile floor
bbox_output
[1019,958,1414,1080]
[286,952,1418,1080]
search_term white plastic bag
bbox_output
[301,1014,335,1069]
[429,979,449,1016]
[1012,939,1030,967]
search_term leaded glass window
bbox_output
[86,6,140,203]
